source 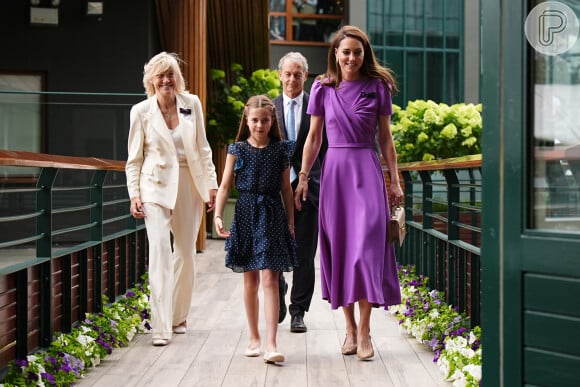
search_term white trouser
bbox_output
[143,167,204,339]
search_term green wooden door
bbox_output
[482,1,580,386]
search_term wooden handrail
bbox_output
[396,154,482,172]
[0,150,125,171]
[0,149,207,250]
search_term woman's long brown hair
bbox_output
[320,25,399,94]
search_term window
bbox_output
[269,0,348,44]
[367,0,463,106]
[528,1,580,232]
[0,74,43,175]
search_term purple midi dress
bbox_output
[307,78,402,310]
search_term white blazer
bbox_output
[125,92,218,210]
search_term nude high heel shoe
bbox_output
[341,335,357,355]
[356,336,374,360]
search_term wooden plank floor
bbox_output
[77,239,449,387]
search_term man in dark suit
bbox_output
[274,52,327,333]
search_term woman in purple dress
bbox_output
[294,25,404,361]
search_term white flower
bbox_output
[437,356,450,378]
[450,369,466,385]
[26,354,38,363]
[468,331,477,345]
[463,364,482,380]
[446,336,468,352]
[76,333,95,346]
[459,347,475,359]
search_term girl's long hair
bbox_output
[235,95,282,142]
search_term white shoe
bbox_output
[152,338,169,346]
[264,351,284,363]
[173,322,187,334]
[244,345,262,357]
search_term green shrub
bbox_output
[207,64,281,147]
[391,100,482,163]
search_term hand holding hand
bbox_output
[130,197,146,219]
[206,189,218,212]
[214,216,231,238]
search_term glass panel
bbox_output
[368,0,384,46]
[406,51,424,101]
[367,0,461,105]
[313,0,345,14]
[319,19,344,42]
[529,1,580,232]
[382,0,404,31]
[270,15,286,41]
[269,0,287,12]
[0,75,42,176]
[405,0,424,47]
[426,0,443,48]
[446,52,460,103]
[444,0,460,48]
[427,52,443,101]
[293,17,342,42]
[446,34,460,49]
[269,0,346,43]
[386,50,405,107]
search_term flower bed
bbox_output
[1,266,482,386]
[389,265,482,387]
[1,280,151,386]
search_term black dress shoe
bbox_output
[290,314,307,333]
[278,280,288,323]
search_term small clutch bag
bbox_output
[389,205,406,247]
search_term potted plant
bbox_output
[207,63,281,147]
[207,64,281,238]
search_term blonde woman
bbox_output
[126,52,218,346]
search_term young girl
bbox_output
[214,95,298,364]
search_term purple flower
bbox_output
[427,337,439,350]
[60,362,72,373]
[126,290,135,297]
[27,371,38,381]
[15,359,28,367]
[96,338,113,354]
[433,348,442,362]
[41,372,56,385]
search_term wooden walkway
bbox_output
[76,239,449,387]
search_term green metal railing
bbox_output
[387,154,482,326]
[0,150,147,367]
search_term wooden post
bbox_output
[157,0,209,250]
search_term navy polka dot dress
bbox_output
[225,140,298,273]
